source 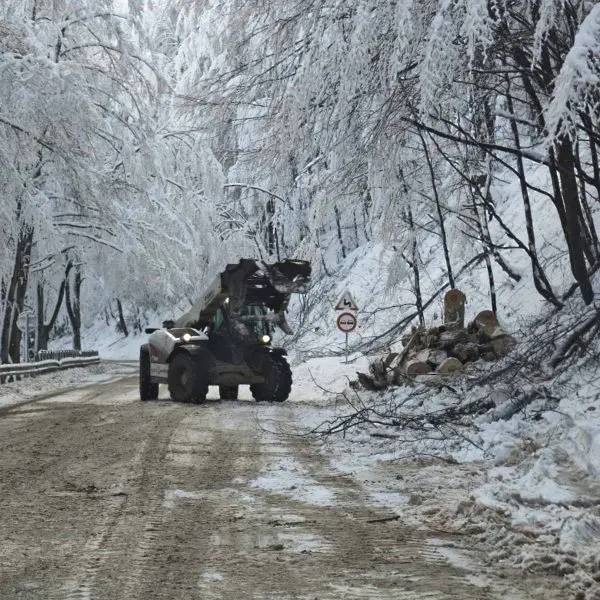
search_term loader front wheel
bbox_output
[250,353,292,403]
[168,352,209,404]
[139,346,159,402]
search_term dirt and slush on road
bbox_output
[0,364,565,599]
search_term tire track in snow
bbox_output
[59,405,184,600]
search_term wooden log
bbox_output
[369,359,386,377]
[409,349,447,367]
[369,359,388,389]
[390,330,421,371]
[471,310,499,337]
[392,366,414,386]
[464,342,480,361]
[425,332,439,346]
[444,289,466,328]
[405,359,432,376]
[438,329,469,348]
[425,349,448,366]
[490,327,516,357]
[480,350,496,361]
[436,357,463,374]
[451,342,480,363]
[477,342,494,354]
[382,352,399,368]
[357,372,379,391]
[437,322,460,333]
[451,343,470,363]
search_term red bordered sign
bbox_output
[337,312,357,333]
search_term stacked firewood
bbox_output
[355,290,516,391]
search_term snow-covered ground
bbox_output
[262,351,600,598]
[318,365,600,596]
[3,347,598,597]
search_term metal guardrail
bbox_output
[0,351,100,384]
[36,350,99,361]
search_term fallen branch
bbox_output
[549,308,600,367]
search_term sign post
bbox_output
[335,290,359,363]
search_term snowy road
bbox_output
[0,369,564,599]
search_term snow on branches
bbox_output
[544,4,600,144]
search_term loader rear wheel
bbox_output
[219,385,239,400]
[250,353,292,402]
[139,346,159,402]
[168,352,209,404]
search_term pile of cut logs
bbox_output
[355,289,516,391]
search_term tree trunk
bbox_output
[115,298,129,337]
[406,207,424,326]
[419,130,455,288]
[471,197,498,312]
[36,283,46,353]
[581,113,600,207]
[444,289,466,328]
[65,264,82,352]
[504,83,561,307]
[36,268,68,352]
[573,139,600,264]
[334,204,347,259]
[0,224,34,364]
[556,138,594,304]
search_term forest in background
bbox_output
[1,0,599,362]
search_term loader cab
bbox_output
[206,307,234,362]
[239,304,272,339]
[210,308,226,333]
[210,304,272,337]
[207,303,272,360]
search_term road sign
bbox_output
[336,312,357,333]
[335,289,359,311]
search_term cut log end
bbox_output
[444,289,466,328]
[436,357,463,374]
[490,328,517,357]
[472,310,499,337]
[405,360,432,376]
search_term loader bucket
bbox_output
[260,260,311,294]
[174,258,311,332]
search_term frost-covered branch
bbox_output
[224,183,287,204]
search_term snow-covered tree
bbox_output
[0,0,159,358]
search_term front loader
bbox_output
[139,259,311,403]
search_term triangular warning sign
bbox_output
[335,289,359,311]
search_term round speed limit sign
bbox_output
[336,312,357,333]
